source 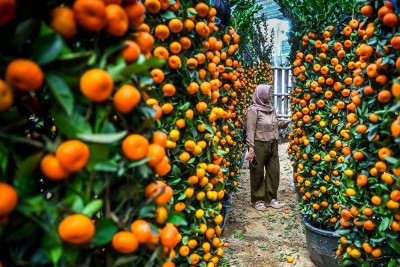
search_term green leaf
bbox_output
[379,217,391,232]
[42,232,62,267]
[99,42,126,69]
[215,181,224,191]
[77,131,127,144]
[15,151,45,182]
[388,239,400,253]
[46,72,74,116]
[82,199,103,217]
[126,157,151,169]
[92,218,118,246]
[51,110,92,138]
[87,144,110,172]
[33,23,63,65]
[167,215,187,226]
[146,56,166,68]
[161,10,176,20]
[94,160,118,172]
[123,55,147,76]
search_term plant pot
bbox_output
[303,217,339,267]
[220,192,234,232]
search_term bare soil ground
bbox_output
[221,143,316,267]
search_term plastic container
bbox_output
[303,217,340,267]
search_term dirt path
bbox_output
[222,143,316,267]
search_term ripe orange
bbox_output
[112,231,139,254]
[151,68,165,84]
[160,223,179,248]
[195,2,209,17]
[0,80,13,112]
[105,4,128,36]
[6,59,44,92]
[130,219,151,243]
[0,182,18,215]
[124,1,145,28]
[122,134,149,160]
[56,140,90,173]
[168,55,181,69]
[58,214,95,244]
[162,83,176,96]
[134,31,154,54]
[122,40,141,62]
[50,6,77,38]
[113,84,141,113]
[146,144,165,167]
[80,69,114,102]
[152,131,167,148]
[168,18,183,33]
[41,154,70,180]
[144,0,161,14]
[153,46,169,60]
[145,180,173,205]
[73,0,107,31]
[155,24,170,40]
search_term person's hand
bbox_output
[247,148,255,161]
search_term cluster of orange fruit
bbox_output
[289,23,354,230]
[288,0,399,265]
[0,0,186,266]
[140,0,251,265]
[334,1,400,265]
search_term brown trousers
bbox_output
[249,140,280,203]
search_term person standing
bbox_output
[245,84,290,211]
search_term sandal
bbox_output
[253,200,267,211]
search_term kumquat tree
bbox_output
[0,0,399,267]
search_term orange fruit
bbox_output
[160,223,179,248]
[105,4,128,36]
[146,144,165,167]
[151,68,165,84]
[144,0,161,14]
[145,180,173,205]
[153,46,169,60]
[134,31,154,54]
[130,219,151,243]
[58,214,95,244]
[80,69,113,102]
[162,83,176,96]
[124,1,145,28]
[6,59,44,92]
[50,6,77,38]
[168,55,181,69]
[113,84,141,113]
[361,5,374,17]
[122,40,141,63]
[73,0,107,31]
[122,134,149,160]
[195,2,209,17]
[152,131,167,148]
[41,154,70,180]
[0,182,18,215]
[0,79,13,112]
[168,18,183,33]
[56,140,90,173]
[155,24,170,40]
[112,231,139,254]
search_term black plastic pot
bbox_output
[220,192,233,232]
[303,217,340,267]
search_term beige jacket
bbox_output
[246,110,288,148]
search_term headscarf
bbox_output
[246,84,274,114]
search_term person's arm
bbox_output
[278,119,290,129]
[246,110,257,160]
